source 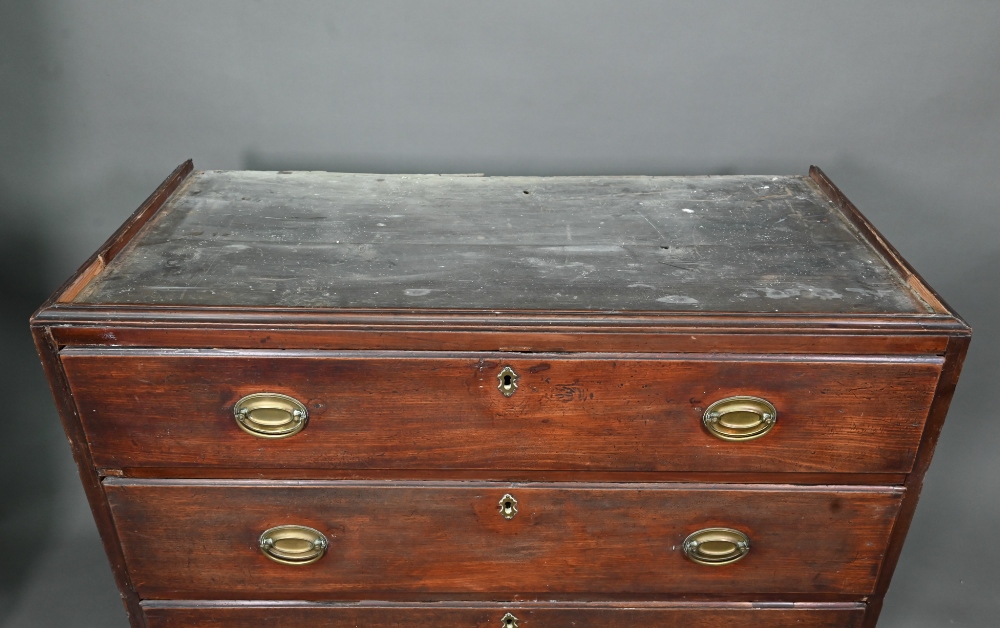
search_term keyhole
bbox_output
[497,366,518,397]
[499,493,518,519]
[497,366,517,397]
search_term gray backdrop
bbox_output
[2,2,998,626]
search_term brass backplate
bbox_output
[234,392,309,439]
[259,525,328,565]
[500,612,519,627]
[682,527,750,566]
[702,396,777,441]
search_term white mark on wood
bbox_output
[760,285,843,300]
[657,295,699,304]
[682,208,695,213]
[634,210,666,241]
[404,288,433,296]
[846,287,896,298]
[628,283,655,289]
[539,245,623,253]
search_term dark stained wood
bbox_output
[142,600,866,627]
[73,171,928,314]
[64,350,942,474]
[104,480,903,600]
[52,160,194,305]
[102,467,909,485]
[30,328,147,627]
[47,323,953,355]
[861,334,971,628]
[36,303,968,332]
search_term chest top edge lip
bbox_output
[102,476,908,495]
[31,302,971,334]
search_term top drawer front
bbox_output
[64,349,942,474]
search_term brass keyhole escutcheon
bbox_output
[499,493,518,520]
[500,612,519,627]
[498,366,519,397]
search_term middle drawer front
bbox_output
[105,480,903,600]
[65,349,942,474]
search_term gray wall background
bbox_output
[2,1,998,625]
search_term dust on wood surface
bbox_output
[76,171,927,313]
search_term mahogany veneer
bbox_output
[64,350,941,474]
[141,601,867,627]
[106,480,902,600]
[33,162,970,627]
[143,602,864,628]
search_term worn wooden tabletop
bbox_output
[75,171,926,313]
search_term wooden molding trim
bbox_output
[809,166,965,323]
[43,160,193,307]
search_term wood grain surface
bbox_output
[141,601,866,627]
[105,480,903,600]
[47,321,956,355]
[73,171,927,313]
[65,350,942,474]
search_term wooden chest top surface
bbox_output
[74,170,929,314]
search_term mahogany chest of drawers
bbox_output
[33,161,970,627]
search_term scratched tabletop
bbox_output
[75,171,927,313]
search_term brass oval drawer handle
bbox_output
[683,527,750,566]
[702,396,776,441]
[259,525,328,565]
[234,393,308,439]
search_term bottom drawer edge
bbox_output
[142,600,866,627]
